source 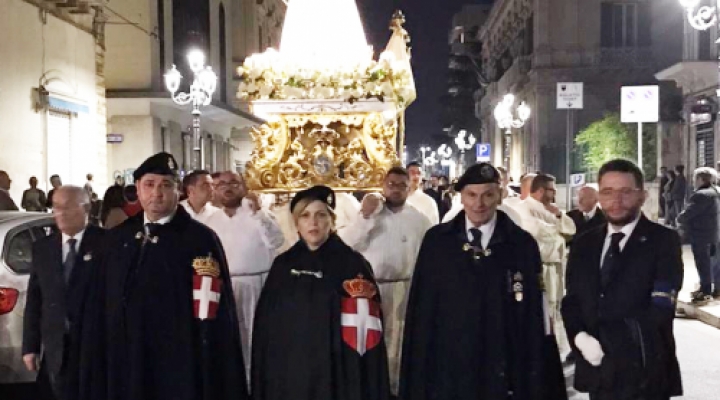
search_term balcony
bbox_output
[598,47,655,68]
[41,0,93,15]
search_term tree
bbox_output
[575,113,656,180]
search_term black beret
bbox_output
[454,162,500,191]
[291,185,336,213]
[133,152,179,181]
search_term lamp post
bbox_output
[437,143,453,177]
[424,151,439,175]
[420,145,432,175]
[165,49,218,170]
[493,94,531,172]
[454,130,476,175]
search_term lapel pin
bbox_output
[83,253,92,261]
[483,248,492,257]
[463,243,472,252]
[639,236,647,243]
[135,232,143,240]
[151,236,159,244]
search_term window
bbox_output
[601,2,651,48]
[4,230,34,274]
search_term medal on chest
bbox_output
[341,275,383,356]
[511,271,523,302]
[462,243,492,260]
[192,254,222,320]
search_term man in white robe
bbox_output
[340,167,432,395]
[180,170,218,224]
[406,161,439,224]
[205,171,285,378]
[514,173,575,357]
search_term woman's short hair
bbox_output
[291,197,337,231]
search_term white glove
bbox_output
[574,332,605,367]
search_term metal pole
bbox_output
[192,108,201,170]
[565,110,572,210]
[638,121,643,169]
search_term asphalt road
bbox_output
[567,318,720,399]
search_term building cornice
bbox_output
[21,0,95,35]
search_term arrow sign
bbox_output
[557,82,583,109]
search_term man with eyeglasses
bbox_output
[78,152,248,400]
[562,159,683,400]
[204,171,285,381]
[340,166,432,396]
[514,173,576,358]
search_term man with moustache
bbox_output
[401,163,566,400]
[204,171,285,378]
[23,186,104,400]
[562,159,683,400]
[340,167,432,395]
[78,153,247,400]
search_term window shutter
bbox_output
[601,3,613,47]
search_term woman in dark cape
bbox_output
[251,186,390,400]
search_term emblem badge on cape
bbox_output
[341,275,383,356]
[192,254,222,320]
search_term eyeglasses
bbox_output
[599,188,641,199]
[216,182,242,189]
[385,182,409,190]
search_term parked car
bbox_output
[0,211,55,384]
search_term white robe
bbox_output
[204,205,285,377]
[180,199,218,224]
[513,196,576,357]
[340,201,432,394]
[407,189,439,225]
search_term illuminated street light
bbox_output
[494,94,531,170]
[165,49,217,170]
[454,130,476,174]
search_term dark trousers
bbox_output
[591,394,669,400]
[691,241,714,294]
[659,193,666,218]
[36,361,62,400]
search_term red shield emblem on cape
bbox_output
[193,275,222,320]
[341,297,383,355]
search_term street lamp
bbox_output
[494,94,531,171]
[454,130,476,174]
[165,49,218,170]
[424,151,439,175]
[679,1,720,97]
[420,145,432,175]
[437,143,453,159]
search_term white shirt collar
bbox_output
[465,212,497,249]
[584,205,598,220]
[62,229,86,246]
[603,213,641,253]
[144,213,174,226]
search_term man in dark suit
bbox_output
[671,165,687,219]
[0,170,19,211]
[562,159,683,400]
[677,167,720,303]
[23,185,105,400]
[567,186,607,242]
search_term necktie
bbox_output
[584,213,590,222]
[64,238,77,284]
[469,228,482,249]
[145,223,160,237]
[601,232,625,287]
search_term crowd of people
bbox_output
[0,153,686,400]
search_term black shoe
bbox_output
[712,289,720,299]
[691,291,713,305]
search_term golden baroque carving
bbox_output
[245,112,400,192]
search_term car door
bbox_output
[0,217,55,384]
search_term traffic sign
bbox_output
[570,173,585,187]
[476,143,491,162]
[557,82,583,109]
[621,85,659,123]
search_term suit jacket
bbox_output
[676,185,720,244]
[562,215,683,398]
[566,208,607,242]
[22,225,105,377]
[670,175,687,201]
[0,188,18,211]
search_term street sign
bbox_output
[570,173,586,187]
[557,82,583,109]
[476,143,491,162]
[621,85,659,123]
[106,133,124,143]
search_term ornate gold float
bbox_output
[237,6,416,193]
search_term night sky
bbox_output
[357,0,493,149]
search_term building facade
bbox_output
[475,0,684,181]
[105,0,282,182]
[0,0,107,202]
[656,7,720,173]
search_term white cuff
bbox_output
[574,332,605,367]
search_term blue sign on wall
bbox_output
[476,143,491,162]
